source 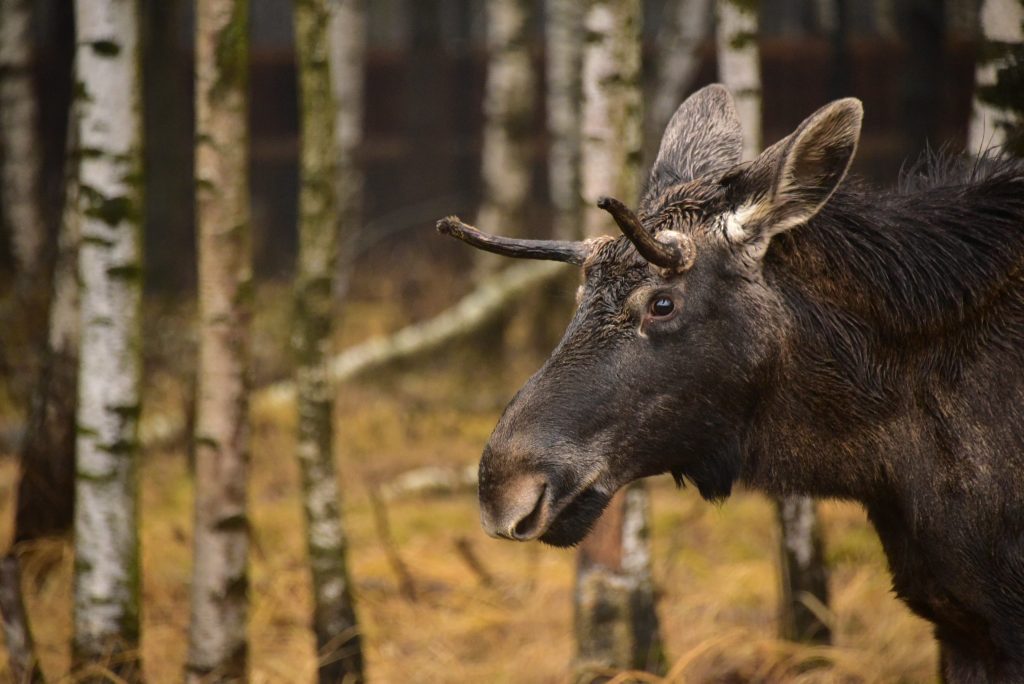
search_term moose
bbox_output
[437,85,1024,681]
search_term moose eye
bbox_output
[649,295,675,318]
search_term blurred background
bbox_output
[7,0,983,287]
[0,0,1019,682]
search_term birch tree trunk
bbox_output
[575,1,664,677]
[476,0,534,252]
[0,0,45,279]
[648,0,714,159]
[328,0,366,302]
[545,0,583,241]
[72,0,144,679]
[14,102,81,545]
[716,0,832,645]
[186,0,251,680]
[294,2,363,681]
[969,0,1024,153]
[715,0,761,160]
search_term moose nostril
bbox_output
[511,483,547,540]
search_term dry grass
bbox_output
[0,275,937,683]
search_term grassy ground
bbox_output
[0,264,938,682]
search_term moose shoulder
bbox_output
[437,84,1024,681]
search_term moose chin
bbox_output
[439,84,1024,682]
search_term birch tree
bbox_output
[186,0,252,680]
[328,0,366,302]
[294,1,363,680]
[648,0,714,158]
[546,0,583,241]
[716,0,831,644]
[574,0,664,676]
[477,0,534,250]
[72,0,144,678]
[0,0,45,279]
[715,0,760,160]
[969,0,1024,153]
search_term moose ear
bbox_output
[725,98,863,253]
[643,84,743,207]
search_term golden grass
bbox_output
[0,278,937,682]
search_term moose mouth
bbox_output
[537,485,613,547]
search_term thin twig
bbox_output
[453,536,495,588]
[366,483,418,602]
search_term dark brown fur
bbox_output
[463,86,1024,682]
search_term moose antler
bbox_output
[597,196,695,272]
[436,216,590,265]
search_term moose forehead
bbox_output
[583,178,731,284]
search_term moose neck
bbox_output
[741,164,1024,503]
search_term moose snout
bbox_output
[478,451,551,541]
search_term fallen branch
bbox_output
[380,464,478,501]
[256,260,564,417]
[140,260,565,445]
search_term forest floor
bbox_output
[0,248,937,683]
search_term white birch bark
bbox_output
[476,0,534,244]
[649,0,714,155]
[716,0,832,644]
[0,0,45,278]
[295,1,363,680]
[545,0,583,240]
[575,0,663,675]
[186,0,251,680]
[580,0,643,239]
[328,0,367,302]
[715,0,761,159]
[968,0,1024,152]
[72,0,144,678]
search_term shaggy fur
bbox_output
[467,86,1024,682]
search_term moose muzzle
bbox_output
[477,447,551,541]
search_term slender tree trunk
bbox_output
[0,555,44,684]
[14,102,81,545]
[328,0,366,303]
[716,0,832,645]
[72,0,144,679]
[575,1,663,678]
[476,0,534,253]
[474,0,536,356]
[294,2,364,681]
[0,0,46,279]
[575,484,664,678]
[580,0,643,239]
[545,0,583,241]
[969,0,1024,152]
[647,0,714,159]
[715,0,761,160]
[0,0,48,414]
[186,0,251,681]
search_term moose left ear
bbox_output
[725,98,863,254]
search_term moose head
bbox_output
[439,85,863,547]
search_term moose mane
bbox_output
[766,153,1024,356]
